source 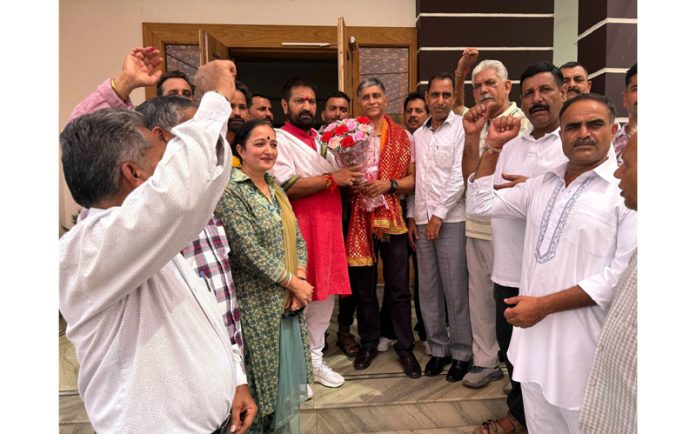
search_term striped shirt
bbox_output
[580,251,637,434]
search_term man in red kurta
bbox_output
[270,78,362,388]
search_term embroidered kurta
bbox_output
[466,157,637,410]
[270,122,351,299]
[215,168,313,418]
[60,92,246,433]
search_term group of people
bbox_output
[59,44,638,434]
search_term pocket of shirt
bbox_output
[434,146,453,168]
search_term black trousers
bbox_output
[494,283,526,427]
[349,233,414,352]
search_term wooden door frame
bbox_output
[142,22,417,100]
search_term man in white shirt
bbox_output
[466,93,636,434]
[408,73,472,383]
[59,60,256,434]
[460,59,531,391]
[466,62,568,434]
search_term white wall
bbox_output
[59,0,416,228]
[553,0,580,65]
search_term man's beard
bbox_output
[228,116,245,133]
[289,110,315,130]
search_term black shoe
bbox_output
[354,346,379,370]
[423,355,452,376]
[397,351,422,378]
[336,331,361,357]
[446,359,470,382]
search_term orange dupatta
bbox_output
[346,115,411,266]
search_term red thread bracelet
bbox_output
[322,173,337,193]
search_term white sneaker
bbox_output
[306,384,314,400]
[313,362,345,388]
[423,341,432,356]
[377,337,397,352]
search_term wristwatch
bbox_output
[389,179,399,193]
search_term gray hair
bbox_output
[356,77,386,97]
[135,96,195,131]
[60,109,151,208]
[472,60,509,82]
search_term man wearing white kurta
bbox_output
[466,93,636,434]
[59,60,256,433]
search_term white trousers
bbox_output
[304,295,335,367]
[522,382,582,434]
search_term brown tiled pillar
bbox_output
[415,0,555,106]
[577,0,637,119]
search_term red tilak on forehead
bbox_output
[304,96,311,102]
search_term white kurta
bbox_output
[466,156,637,410]
[488,129,568,287]
[60,92,246,434]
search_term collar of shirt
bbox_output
[522,126,561,143]
[545,152,618,185]
[423,109,457,130]
[494,101,522,120]
[231,167,277,186]
[281,121,318,150]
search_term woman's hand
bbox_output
[287,275,314,305]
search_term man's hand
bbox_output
[486,115,521,149]
[494,174,528,190]
[229,384,257,433]
[407,218,419,250]
[503,295,549,328]
[362,179,391,198]
[112,47,164,100]
[194,60,238,101]
[331,166,362,187]
[456,48,479,76]
[463,103,490,136]
[424,216,443,241]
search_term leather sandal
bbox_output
[472,413,527,434]
[336,331,360,357]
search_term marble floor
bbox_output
[59,292,508,433]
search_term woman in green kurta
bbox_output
[215,120,315,433]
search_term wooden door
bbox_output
[199,29,230,65]
[337,17,361,116]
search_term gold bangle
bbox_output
[110,78,128,103]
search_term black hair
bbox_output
[325,90,351,104]
[559,92,616,125]
[559,61,589,76]
[625,63,637,88]
[281,77,318,101]
[427,73,455,91]
[156,70,195,96]
[235,81,252,106]
[231,119,274,160]
[520,62,564,89]
[403,92,429,113]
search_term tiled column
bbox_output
[415,0,555,106]
[577,0,637,119]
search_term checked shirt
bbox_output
[181,216,243,354]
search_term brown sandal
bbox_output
[336,331,360,357]
[472,413,527,434]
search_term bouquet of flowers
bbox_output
[320,117,386,211]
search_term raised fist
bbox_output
[486,115,521,149]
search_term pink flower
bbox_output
[325,122,337,132]
[329,136,342,150]
[345,118,357,131]
[353,131,366,142]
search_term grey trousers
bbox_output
[416,222,472,361]
[466,237,500,368]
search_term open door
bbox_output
[337,17,360,117]
[199,29,230,65]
